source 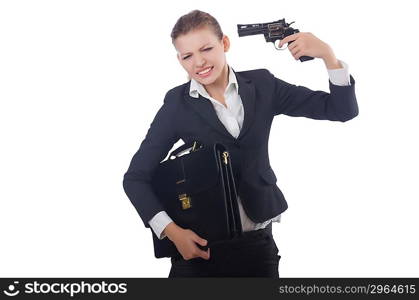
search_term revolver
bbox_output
[237,18,314,62]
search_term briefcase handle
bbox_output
[169,140,203,160]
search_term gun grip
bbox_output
[299,55,314,62]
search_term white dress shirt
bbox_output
[149,60,351,239]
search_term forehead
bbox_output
[175,27,219,55]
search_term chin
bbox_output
[192,75,209,83]
[195,73,218,85]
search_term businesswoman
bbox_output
[123,10,358,277]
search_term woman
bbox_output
[123,10,358,277]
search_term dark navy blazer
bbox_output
[123,68,358,229]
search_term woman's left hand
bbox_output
[278,32,334,60]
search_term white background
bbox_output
[1,0,418,277]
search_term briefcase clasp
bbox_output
[178,193,192,210]
[222,151,229,165]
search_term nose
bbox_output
[193,54,206,67]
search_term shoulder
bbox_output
[162,81,189,104]
[234,68,277,92]
[235,68,270,79]
[234,68,276,86]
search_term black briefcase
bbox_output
[150,140,243,258]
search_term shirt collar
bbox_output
[189,64,239,99]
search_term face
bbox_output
[174,26,230,87]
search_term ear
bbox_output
[222,35,230,52]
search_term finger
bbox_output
[193,235,208,247]
[197,248,210,260]
[290,45,301,56]
[194,247,209,259]
[287,41,298,51]
[293,49,303,60]
[278,38,288,48]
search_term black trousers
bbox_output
[168,223,280,277]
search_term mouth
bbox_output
[196,66,214,78]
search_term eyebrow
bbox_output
[180,43,211,56]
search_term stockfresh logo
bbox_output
[2,280,128,297]
[3,281,20,297]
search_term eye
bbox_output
[182,48,212,60]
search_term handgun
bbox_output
[237,18,314,62]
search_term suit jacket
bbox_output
[123,68,358,229]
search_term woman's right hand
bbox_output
[163,222,210,260]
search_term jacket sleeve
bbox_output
[265,69,359,122]
[122,90,180,228]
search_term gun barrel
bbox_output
[237,23,267,37]
[237,19,289,37]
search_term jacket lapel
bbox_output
[235,70,256,140]
[183,68,256,141]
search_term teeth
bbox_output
[198,67,212,75]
